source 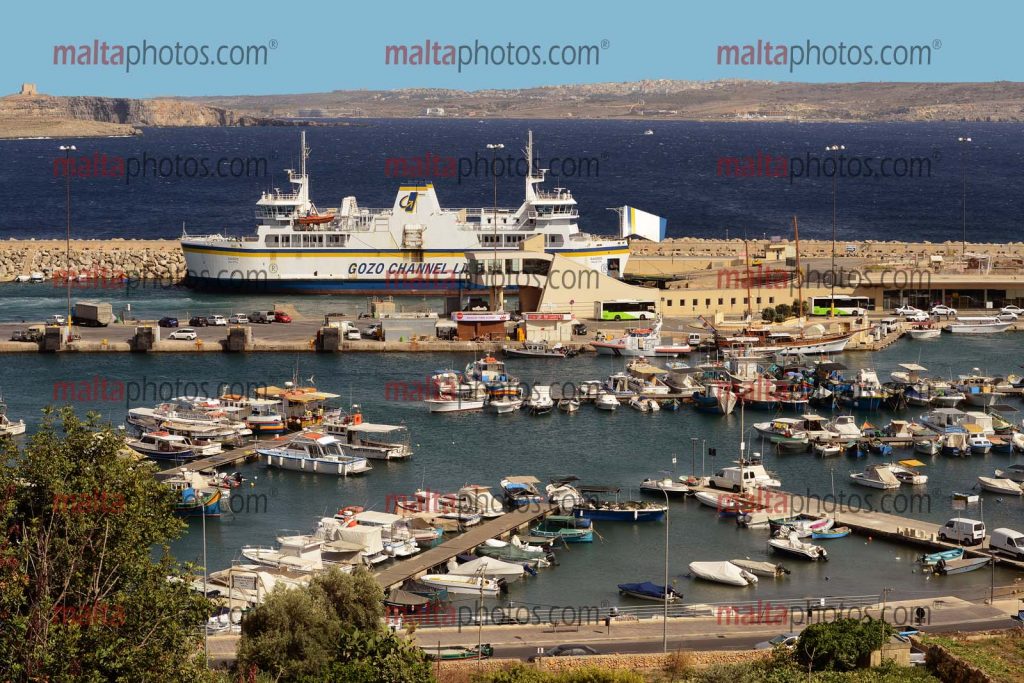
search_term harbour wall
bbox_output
[0,239,185,282]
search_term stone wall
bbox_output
[0,240,185,282]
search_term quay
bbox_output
[693,484,1024,571]
[154,445,258,481]
[374,504,559,591]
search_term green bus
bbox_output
[809,295,871,316]
[595,300,657,321]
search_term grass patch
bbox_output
[921,631,1024,683]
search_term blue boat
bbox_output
[812,526,851,539]
[572,485,666,522]
[867,440,893,457]
[175,486,223,517]
[500,476,544,509]
[920,547,964,566]
[531,515,594,543]
[617,581,683,602]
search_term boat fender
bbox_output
[353,413,362,425]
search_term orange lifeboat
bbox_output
[296,214,334,226]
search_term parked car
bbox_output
[905,311,930,322]
[527,644,599,662]
[250,311,274,324]
[168,328,198,341]
[189,316,209,327]
[755,634,799,650]
[895,305,923,316]
[229,313,249,324]
[47,314,66,325]
[273,311,292,323]
[209,314,228,326]
[572,323,589,336]
[997,312,1019,322]
[990,528,1024,559]
[930,305,957,317]
[1001,305,1023,316]
[158,317,179,328]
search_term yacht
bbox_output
[126,431,201,462]
[526,385,554,415]
[595,392,620,411]
[256,431,371,476]
[218,394,286,435]
[592,318,691,357]
[181,131,631,294]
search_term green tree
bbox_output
[795,618,895,672]
[761,306,776,322]
[775,303,792,319]
[0,408,212,682]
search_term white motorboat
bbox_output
[828,415,863,439]
[995,464,1024,483]
[813,442,842,457]
[908,326,941,340]
[968,435,992,454]
[591,318,691,357]
[0,399,25,437]
[483,536,545,554]
[419,574,502,596]
[256,431,372,476]
[488,397,523,414]
[977,476,1023,496]
[557,398,580,413]
[640,477,689,496]
[849,464,901,490]
[773,517,834,538]
[457,485,505,518]
[526,385,554,415]
[240,535,333,573]
[914,438,941,456]
[1012,433,1024,453]
[424,370,486,413]
[688,561,758,586]
[948,319,1011,334]
[628,396,650,412]
[885,460,928,485]
[729,559,790,578]
[446,556,525,581]
[595,392,619,411]
[127,431,200,462]
[768,532,828,561]
[752,418,809,450]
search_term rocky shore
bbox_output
[0,239,185,282]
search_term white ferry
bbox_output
[180,132,632,294]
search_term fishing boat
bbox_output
[828,415,863,439]
[500,476,544,509]
[769,532,828,561]
[422,644,494,661]
[811,526,851,539]
[995,464,1024,483]
[526,385,554,415]
[989,436,1014,454]
[688,561,758,586]
[728,559,790,578]
[0,399,25,437]
[941,432,971,457]
[886,460,929,485]
[934,557,991,575]
[695,490,763,516]
[948,319,1011,335]
[181,132,631,294]
[838,369,889,411]
[977,476,1023,496]
[418,574,502,596]
[558,398,580,413]
[570,485,667,522]
[502,341,570,358]
[424,370,486,413]
[126,431,200,462]
[908,325,941,340]
[768,515,835,538]
[617,581,682,601]
[164,470,224,517]
[592,318,690,357]
[255,384,340,431]
[752,418,809,450]
[867,439,893,457]
[968,435,993,455]
[530,515,594,543]
[322,409,413,461]
[914,438,941,456]
[920,548,964,566]
[850,464,901,490]
[218,394,286,435]
[692,382,737,415]
[256,431,372,476]
[640,477,690,496]
[594,392,619,411]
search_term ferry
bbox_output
[180,132,632,294]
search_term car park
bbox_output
[167,328,198,341]
[930,305,958,317]
[273,311,292,323]
[189,316,209,327]
[209,314,228,326]
[158,317,179,328]
[527,644,599,662]
[229,313,249,324]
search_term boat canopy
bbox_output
[384,589,432,607]
[448,556,525,578]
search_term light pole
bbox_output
[476,565,485,666]
[825,144,844,317]
[661,487,670,653]
[486,143,504,313]
[59,144,76,342]
[958,137,972,261]
[690,438,697,477]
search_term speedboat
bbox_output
[424,370,486,413]
[948,320,1011,335]
[617,581,682,601]
[526,385,554,415]
[419,574,502,596]
[688,561,758,586]
[500,476,544,509]
[813,442,842,457]
[914,438,940,456]
[934,557,990,575]
[728,559,790,578]
[0,399,25,437]
[908,326,941,340]
[850,464,901,490]
[488,397,523,414]
[769,532,828,561]
[640,477,689,496]
[828,415,863,439]
[628,396,659,412]
[995,464,1024,483]
[977,476,1023,496]
[595,392,620,411]
[256,431,372,476]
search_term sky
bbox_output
[3,0,1017,98]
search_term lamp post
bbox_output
[486,143,504,312]
[661,486,670,652]
[59,144,76,342]
[958,136,972,261]
[825,144,844,317]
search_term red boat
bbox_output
[296,214,334,225]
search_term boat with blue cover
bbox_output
[920,548,964,566]
[617,581,683,601]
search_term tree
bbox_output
[795,618,894,672]
[761,306,776,322]
[775,303,792,320]
[0,408,212,682]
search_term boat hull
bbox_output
[573,507,665,522]
[258,451,370,476]
[425,399,485,413]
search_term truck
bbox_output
[72,301,113,327]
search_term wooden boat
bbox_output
[530,515,593,543]
[617,581,683,601]
[557,399,580,413]
[422,644,494,661]
[811,526,851,539]
[977,476,1023,496]
[934,557,990,575]
[920,547,964,566]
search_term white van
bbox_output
[990,528,1024,559]
[938,517,986,545]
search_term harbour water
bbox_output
[8,331,1023,613]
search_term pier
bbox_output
[374,504,559,591]
[693,484,1024,571]
[154,446,259,481]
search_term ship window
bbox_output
[280,235,290,246]
[546,235,564,247]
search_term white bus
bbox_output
[594,300,657,321]
[809,295,871,316]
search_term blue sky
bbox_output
[4,0,1016,98]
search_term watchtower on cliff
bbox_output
[19,83,38,96]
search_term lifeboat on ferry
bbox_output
[296,213,334,225]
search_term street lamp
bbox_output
[661,486,670,653]
[825,144,845,317]
[958,137,972,260]
[59,144,77,342]
[486,143,504,312]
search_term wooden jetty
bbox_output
[155,446,258,481]
[374,504,558,591]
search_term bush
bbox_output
[761,306,776,321]
[775,303,792,319]
[795,618,895,672]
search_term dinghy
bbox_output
[811,526,851,539]
[688,561,758,586]
[920,548,964,566]
[934,556,990,575]
[977,476,1023,496]
[768,532,828,561]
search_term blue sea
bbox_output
[0,120,1020,242]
